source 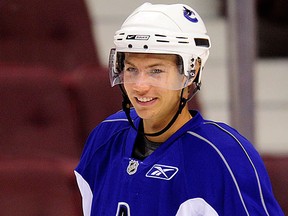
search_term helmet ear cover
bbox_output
[191,57,202,84]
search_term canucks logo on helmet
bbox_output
[183,6,198,23]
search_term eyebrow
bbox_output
[123,60,135,66]
[124,60,165,69]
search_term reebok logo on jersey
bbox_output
[146,164,178,180]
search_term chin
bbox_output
[134,108,154,120]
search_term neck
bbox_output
[143,107,192,143]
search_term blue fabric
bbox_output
[75,110,284,216]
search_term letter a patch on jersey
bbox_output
[146,164,178,180]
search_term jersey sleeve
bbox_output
[74,110,133,216]
[197,121,284,215]
[74,124,107,216]
[183,117,284,215]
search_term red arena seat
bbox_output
[262,154,288,214]
[0,0,99,71]
[0,157,82,216]
[0,65,81,158]
[62,65,122,142]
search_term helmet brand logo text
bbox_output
[126,35,150,40]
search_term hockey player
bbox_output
[75,3,284,215]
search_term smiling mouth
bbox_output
[136,97,155,103]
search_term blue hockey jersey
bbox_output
[75,110,283,215]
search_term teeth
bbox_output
[137,97,153,102]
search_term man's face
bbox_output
[123,53,183,122]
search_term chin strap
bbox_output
[187,81,201,102]
[119,83,200,137]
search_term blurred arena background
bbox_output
[0,0,287,215]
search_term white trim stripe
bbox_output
[176,198,219,216]
[74,171,93,216]
[102,118,129,123]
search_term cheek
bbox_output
[162,90,181,105]
[123,83,132,95]
[123,82,129,90]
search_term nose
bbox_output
[132,72,151,91]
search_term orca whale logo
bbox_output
[183,6,198,23]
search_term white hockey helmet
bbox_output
[109,2,211,90]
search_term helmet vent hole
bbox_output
[128,44,133,48]
[155,34,167,37]
[176,36,188,39]
[156,40,169,43]
[194,38,210,47]
[143,45,148,49]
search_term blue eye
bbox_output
[125,67,138,73]
[151,69,164,74]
